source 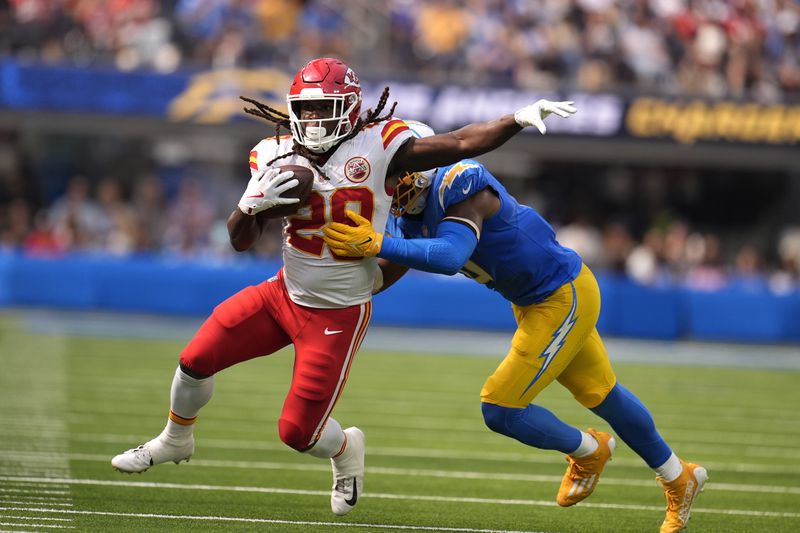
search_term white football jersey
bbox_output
[249,119,414,308]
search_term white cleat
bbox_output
[330,427,365,516]
[111,435,194,474]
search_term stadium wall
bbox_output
[4,60,799,147]
[0,253,797,343]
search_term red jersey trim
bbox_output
[381,119,409,149]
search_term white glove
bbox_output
[237,167,299,215]
[514,99,577,134]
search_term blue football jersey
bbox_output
[387,160,582,306]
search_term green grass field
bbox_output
[1,312,799,533]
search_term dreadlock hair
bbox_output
[240,87,397,180]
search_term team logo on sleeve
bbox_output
[249,150,258,170]
[344,156,371,183]
[438,162,478,208]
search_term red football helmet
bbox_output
[287,58,363,153]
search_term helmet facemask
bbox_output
[390,120,438,216]
[287,93,361,153]
[391,169,434,216]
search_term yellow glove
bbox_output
[323,210,383,257]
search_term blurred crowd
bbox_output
[2,0,799,294]
[1,146,799,295]
[1,0,799,101]
[0,171,284,262]
[389,0,800,101]
[557,218,800,294]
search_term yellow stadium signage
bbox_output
[168,68,291,124]
[626,98,800,145]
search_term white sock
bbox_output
[654,453,683,482]
[570,431,599,458]
[306,417,345,459]
[162,366,214,443]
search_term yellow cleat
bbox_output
[556,428,615,507]
[658,460,708,533]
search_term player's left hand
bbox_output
[514,100,577,134]
[323,210,383,257]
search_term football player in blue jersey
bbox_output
[322,121,708,533]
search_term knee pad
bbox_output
[278,418,313,451]
[179,350,216,378]
[178,361,212,380]
[481,402,514,435]
[574,383,615,409]
[179,322,224,377]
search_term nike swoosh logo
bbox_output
[246,192,265,198]
[324,328,343,335]
[462,182,472,195]
[344,477,358,506]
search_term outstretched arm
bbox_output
[378,221,478,275]
[322,189,500,275]
[388,100,576,175]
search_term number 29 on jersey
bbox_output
[287,187,374,260]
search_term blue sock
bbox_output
[590,383,672,467]
[481,402,582,454]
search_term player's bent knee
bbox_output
[178,361,212,379]
[573,384,615,409]
[481,402,516,436]
[278,418,313,451]
[179,351,216,378]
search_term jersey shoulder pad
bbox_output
[435,160,486,210]
[249,137,286,173]
[379,118,413,152]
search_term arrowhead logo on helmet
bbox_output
[344,68,360,88]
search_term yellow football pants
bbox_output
[480,264,617,409]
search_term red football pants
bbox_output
[180,271,372,451]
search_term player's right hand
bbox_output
[237,167,299,215]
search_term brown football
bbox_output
[256,165,315,219]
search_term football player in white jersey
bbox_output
[111,57,577,516]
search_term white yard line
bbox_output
[66,432,800,475]
[54,454,800,495]
[0,522,74,529]
[0,327,74,530]
[0,484,69,490]
[0,489,71,496]
[1,478,799,520]
[60,408,800,444]
[0,501,73,507]
[0,507,547,533]
[0,517,74,522]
